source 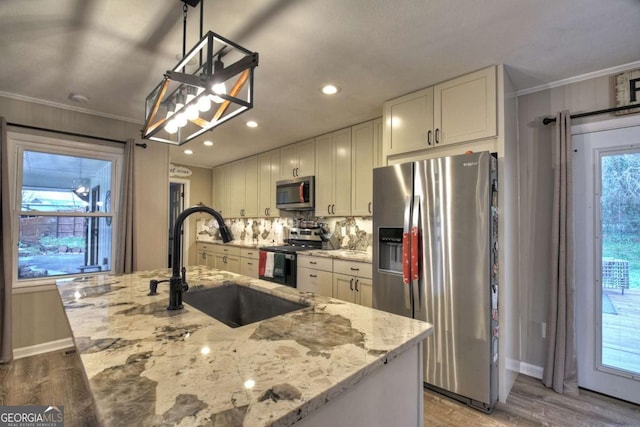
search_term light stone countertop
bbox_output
[196,240,372,263]
[56,266,430,426]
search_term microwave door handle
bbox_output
[402,196,411,310]
[299,182,305,203]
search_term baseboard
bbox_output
[13,338,75,360]
[519,362,543,379]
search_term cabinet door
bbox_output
[240,257,258,278]
[355,277,373,308]
[314,133,334,216]
[197,250,207,266]
[297,267,332,297]
[383,87,434,157]
[226,255,241,274]
[315,129,351,217]
[434,66,496,146]
[351,120,375,216]
[333,128,352,216]
[212,164,230,216]
[280,144,298,178]
[258,150,280,217]
[333,273,356,303]
[244,156,258,217]
[214,253,226,270]
[296,138,315,177]
[229,160,245,217]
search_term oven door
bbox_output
[259,250,297,288]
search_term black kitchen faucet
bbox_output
[148,205,232,310]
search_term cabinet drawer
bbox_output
[297,267,333,297]
[297,255,332,272]
[212,245,241,256]
[196,242,216,253]
[241,258,259,278]
[333,259,372,279]
[241,248,259,259]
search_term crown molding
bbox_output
[516,60,640,97]
[0,90,143,125]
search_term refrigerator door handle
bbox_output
[411,195,421,312]
[402,196,412,309]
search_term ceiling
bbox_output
[1,0,639,168]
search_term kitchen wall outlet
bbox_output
[541,322,547,339]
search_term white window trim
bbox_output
[8,131,124,288]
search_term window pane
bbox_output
[22,151,112,213]
[18,215,113,279]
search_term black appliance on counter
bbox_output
[259,226,337,287]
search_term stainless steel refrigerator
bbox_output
[372,151,499,413]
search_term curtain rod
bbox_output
[542,105,639,125]
[7,122,147,148]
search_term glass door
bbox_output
[574,123,640,404]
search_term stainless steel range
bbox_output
[259,226,337,287]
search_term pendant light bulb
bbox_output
[210,81,227,104]
[185,92,199,121]
[165,119,178,134]
[174,93,187,127]
[196,88,211,112]
[164,102,178,134]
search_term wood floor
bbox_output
[603,287,640,374]
[1,349,639,426]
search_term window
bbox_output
[10,133,122,286]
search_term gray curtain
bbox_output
[115,138,136,274]
[543,110,578,395]
[0,117,13,363]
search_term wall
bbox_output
[1,94,169,354]
[169,163,213,266]
[516,73,620,372]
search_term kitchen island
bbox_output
[57,266,431,426]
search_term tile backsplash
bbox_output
[196,217,373,253]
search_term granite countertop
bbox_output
[303,249,372,263]
[196,240,372,263]
[57,266,430,426]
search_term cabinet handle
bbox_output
[368,202,372,214]
[435,128,440,144]
[296,167,300,177]
[310,261,317,265]
[247,262,253,266]
[349,278,354,291]
[310,274,317,278]
[355,279,359,292]
[427,130,432,146]
[331,204,335,214]
[350,267,359,271]
[328,204,331,214]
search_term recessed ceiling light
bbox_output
[184,149,193,155]
[322,84,339,95]
[246,120,258,128]
[203,140,214,146]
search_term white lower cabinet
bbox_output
[196,243,240,273]
[297,255,333,297]
[240,248,259,278]
[332,260,373,307]
[297,255,372,307]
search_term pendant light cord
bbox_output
[182,3,188,59]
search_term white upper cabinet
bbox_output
[383,87,434,156]
[434,66,496,146]
[383,66,497,160]
[315,128,352,217]
[258,149,280,217]
[212,164,230,217]
[351,119,380,216]
[228,156,258,218]
[281,138,315,178]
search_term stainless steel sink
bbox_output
[182,284,308,328]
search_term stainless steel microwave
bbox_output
[276,176,315,210]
